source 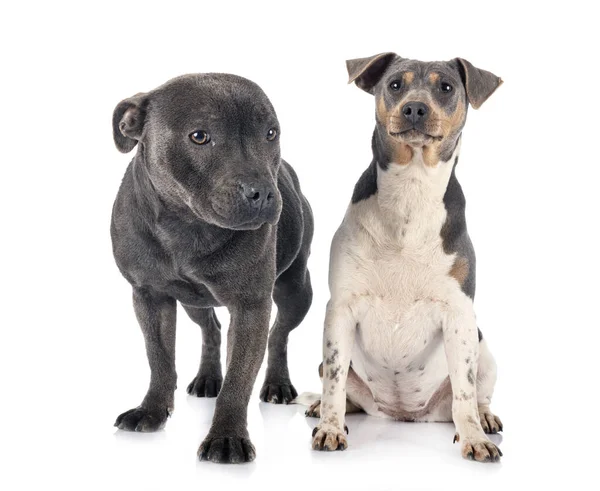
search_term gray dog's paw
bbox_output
[259,380,298,404]
[187,375,223,398]
[198,436,256,463]
[114,406,170,432]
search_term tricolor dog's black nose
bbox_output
[402,102,429,124]
[240,182,275,210]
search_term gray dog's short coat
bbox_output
[110,73,313,463]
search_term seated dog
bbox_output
[111,73,313,463]
[308,53,503,462]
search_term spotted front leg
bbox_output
[311,301,356,451]
[442,299,502,462]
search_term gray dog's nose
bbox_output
[240,183,275,209]
[402,102,429,124]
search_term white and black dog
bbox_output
[305,53,503,462]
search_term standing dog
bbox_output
[111,74,313,463]
[308,53,503,462]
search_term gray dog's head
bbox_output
[346,53,502,165]
[112,74,282,230]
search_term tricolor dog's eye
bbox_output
[440,82,453,93]
[267,128,278,141]
[389,80,402,91]
[190,130,210,145]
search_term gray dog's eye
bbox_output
[267,128,278,141]
[389,80,402,91]
[440,82,453,93]
[190,130,210,145]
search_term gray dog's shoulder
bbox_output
[274,159,312,273]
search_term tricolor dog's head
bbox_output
[346,53,502,166]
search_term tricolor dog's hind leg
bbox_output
[304,362,368,418]
[476,337,503,434]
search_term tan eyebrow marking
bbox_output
[403,72,415,84]
[429,72,440,83]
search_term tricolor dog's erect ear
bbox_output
[456,58,503,109]
[112,93,148,153]
[346,52,398,94]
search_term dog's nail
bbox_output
[312,426,318,437]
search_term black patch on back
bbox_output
[352,130,395,204]
[372,130,391,171]
[478,328,483,342]
[441,156,477,299]
[351,160,378,203]
[441,158,467,251]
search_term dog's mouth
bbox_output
[209,203,279,231]
[227,216,271,231]
[388,128,443,146]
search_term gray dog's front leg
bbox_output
[115,287,177,431]
[183,306,223,397]
[198,299,271,463]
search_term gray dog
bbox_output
[110,73,313,463]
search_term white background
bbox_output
[2,1,599,489]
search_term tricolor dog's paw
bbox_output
[479,407,503,434]
[305,399,321,418]
[311,423,348,451]
[198,435,256,464]
[454,434,502,462]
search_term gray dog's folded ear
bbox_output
[112,93,148,153]
[456,59,503,109]
[346,52,398,94]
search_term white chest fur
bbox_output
[329,146,468,414]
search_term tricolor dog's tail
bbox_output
[293,392,321,406]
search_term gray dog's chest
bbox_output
[128,245,223,308]
[115,215,225,307]
[161,277,220,308]
[112,161,306,312]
